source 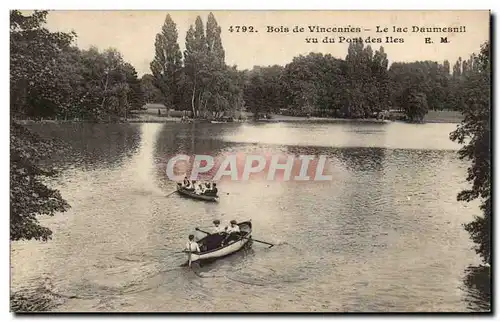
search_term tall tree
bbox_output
[449,41,491,265]
[204,12,233,118]
[206,12,225,67]
[372,46,390,112]
[150,14,183,109]
[184,16,210,117]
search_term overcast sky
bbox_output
[43,10,490,76]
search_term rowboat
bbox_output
[176,183,219,202]
[185,221,252,264]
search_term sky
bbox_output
[42,10,490,76]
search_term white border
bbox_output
[2,0,497,321]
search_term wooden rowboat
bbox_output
[185,221,252,264]
[176,183,219,202]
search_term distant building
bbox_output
[141,103,166,110]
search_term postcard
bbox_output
[10,9,491,313]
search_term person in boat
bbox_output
[187,180,197,192]
[222,220,241,245]
[182,176,190,188]
[202,182,216,195]
[198,183,206,194]
[205,219,226,250]
[185,234,200,253]
[226,220,240,234]
[212,219,223,234]
[204,183,218,196]
[194,181,205,194]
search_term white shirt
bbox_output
[185,241,200,252]
[226,224,240,234]
[213,225,223,234]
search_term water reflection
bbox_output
[27,123,142,171]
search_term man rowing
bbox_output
[185,234,200,253]
[222,220,241,245]
[226,220,240,234]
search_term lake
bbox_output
[10,121,490,312]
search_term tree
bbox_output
[372,46,390,112]
[123,63,144,115]
[203,12,232,118]
[449,41,491,265]
[10,121,70,241]
[141,74,164,103]
[206,12,225,67]
[244,65,286,118]
[10,11,72,240]
[10,10,77,119]
[183,16,211,117]
[402,90,429,122]
[150,14,183,109]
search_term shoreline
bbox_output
[14,110,464,125]
[14,117,461,125]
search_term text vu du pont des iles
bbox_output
[262,24,467,44]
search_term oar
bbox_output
[195,228,274,248]
[195,228,211,234]
[243,236,274,248]
[170,250,188,254]
[165,190,177,198]
[169,248,193,267]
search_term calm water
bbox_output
[10,121,490,312]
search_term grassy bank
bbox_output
[423,110,464,123]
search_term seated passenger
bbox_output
[183,176,190,187]
[204,183,218,196]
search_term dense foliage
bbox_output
[10,10,144,121]
[242,44,477,121]
[449,41,491,265]
[10,10,144,241]
[10,121,70,241]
